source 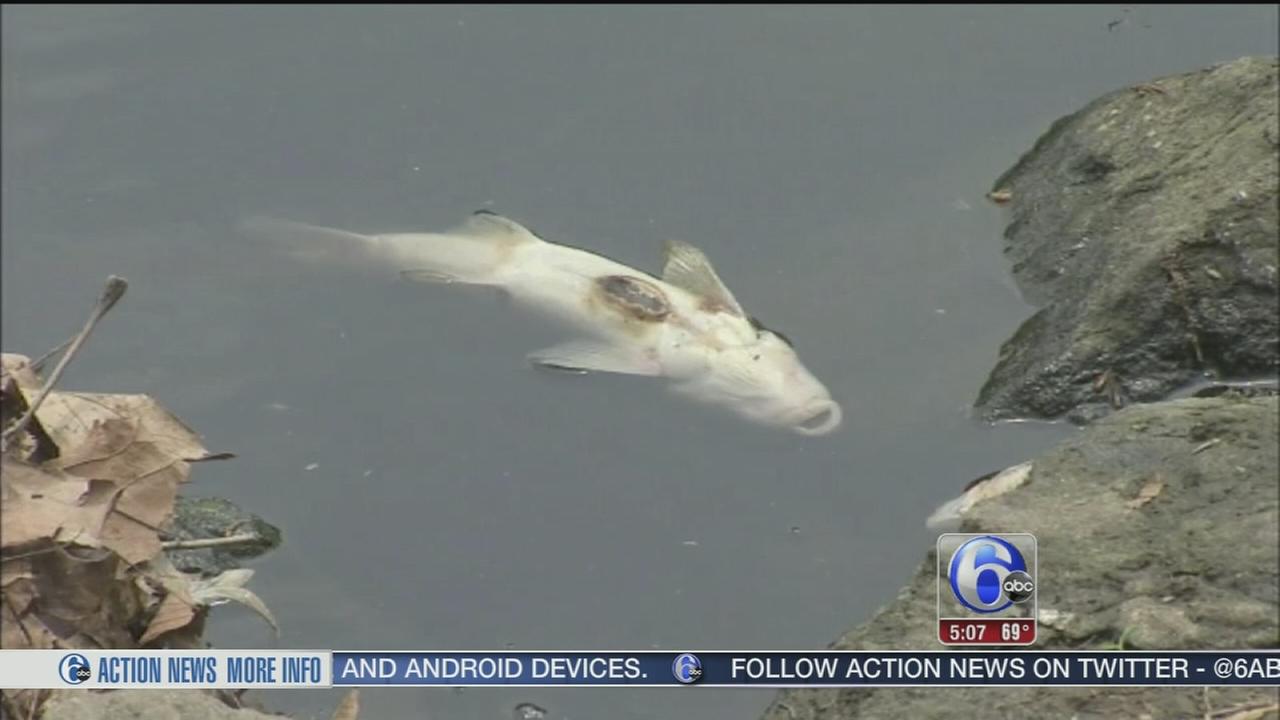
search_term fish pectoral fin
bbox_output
[661,240,746,317]
[400,268,500,286]
[528,341,661,376]
[400,268,463,284]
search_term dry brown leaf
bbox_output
[2,364,57,464]
[190,569,280,637]
[2,598,59,650]
[32,547,144,649]
[137,558,274,645]
[0,555,34,591]
[0,459,110,550]
[987,189,1013,204]
[1,546,142,652]
[51,418,193,564]
[0,584,37,626]
[1,452,168,565]
[1,347,256,719]
[4,357,217,564]
[1,353,41,390]
[32,391,210,462]
[136,556,207,647]
[141,554,196,596]
[140,592,198,645]
[1125,474,1165,511]
[330,689,360,720]
[1,556,42,648]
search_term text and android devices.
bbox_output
[6,533,1278,689]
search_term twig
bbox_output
[1,276,128,451]
[25,689,40,720]
[29,336,75,373]
[161,533,261,551]
[1192,438,1222,455]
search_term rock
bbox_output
[760,396,1278,719]
[42,690,280,720]
[976,56,1279,422]
[1189,380,1280,399]
[164,497,282,576]
[1115,597,1202,649]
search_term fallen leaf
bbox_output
[0,459,110,550]
[135,555,209,648]
[1,545,142,654]
[50,418,196,564]
[1,557,38,630]
[987,189,1013,205]
[30,391,211,462]
[140,592,198,646]
[1,353,41,390]
[2,343,258,719]
[330,689,360,720]
[2,362,58,464]
[1125,474,1165,510]
[190,569,279,637]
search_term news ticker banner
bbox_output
[3,650,1277,689]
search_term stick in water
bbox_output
[160,533,262,551]
[2,276,129,450]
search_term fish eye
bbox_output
[749,316,794,348]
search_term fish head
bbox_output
[673,327,842,436]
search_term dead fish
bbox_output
[243,211,842,436]
[925,461,1033,530]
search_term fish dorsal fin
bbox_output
[661,240,745,316]
[452,210,546,245]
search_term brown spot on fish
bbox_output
[595,275,671,322]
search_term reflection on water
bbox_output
[3,6,1276,719]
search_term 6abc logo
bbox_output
[939,534,1037,614]
[59,653,92,685]
[672,653,703,684]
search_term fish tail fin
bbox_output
[925,494,968,531]
[241,210,545,285]
[240,217,385,266]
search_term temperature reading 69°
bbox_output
[1002,622,1033,643]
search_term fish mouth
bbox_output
[793,400,842,436]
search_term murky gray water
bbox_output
[4,6,1276,719]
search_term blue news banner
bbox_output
[332,651,1280,687]
[14,650,1277,689]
